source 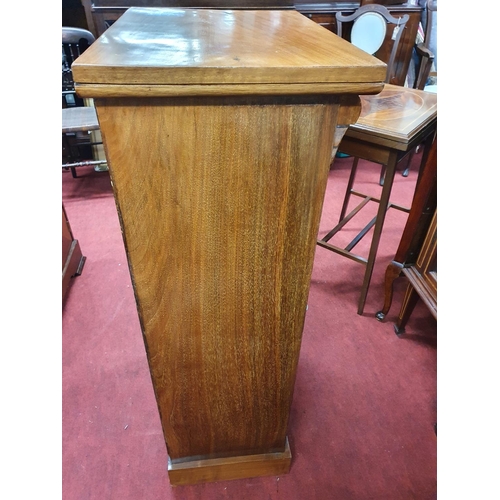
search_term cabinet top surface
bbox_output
[72,7,386,87]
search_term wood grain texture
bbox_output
[80,1,420,86]
[75,6,380,482]
[75,82,384,98]
[72,7,386,87]
[95,94,342,462]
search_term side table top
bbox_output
[347,84,437,146]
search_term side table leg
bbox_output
[357,150,399,315]
[339,156,360,222]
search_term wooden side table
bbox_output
[72,7,385,485]
[318,84,437,315]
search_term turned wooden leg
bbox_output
[394,281,419,335]
[375,262,403,321]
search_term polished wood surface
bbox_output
[75,7,380,484]
[346,84,437,148]
[79,1,419,87]
[319,84,437,315]
[95,93,342,461]
[168,438,291,485]
[72,7,386,88]
[76,81,383,98]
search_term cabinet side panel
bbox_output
[96,96,337,459]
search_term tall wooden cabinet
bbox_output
[73,6,385,485]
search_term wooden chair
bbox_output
[401,0,437,178]
[336,4,409,85]
[62,27,107,178]
[336,4,410,186]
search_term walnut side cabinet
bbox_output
[73,7,385,485]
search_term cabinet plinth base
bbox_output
[168,438,291,486]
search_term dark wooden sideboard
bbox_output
[79,0,422,86]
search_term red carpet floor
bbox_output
[62,152,437,499]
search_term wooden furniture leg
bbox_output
[376,134,436,321]
[376,262,404,321]
[357,150,398,315]
[379,148,414,186]
[394,281,420,335]
[402,150,413,178]
[339,156,360,222]
[379,164,385,186]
